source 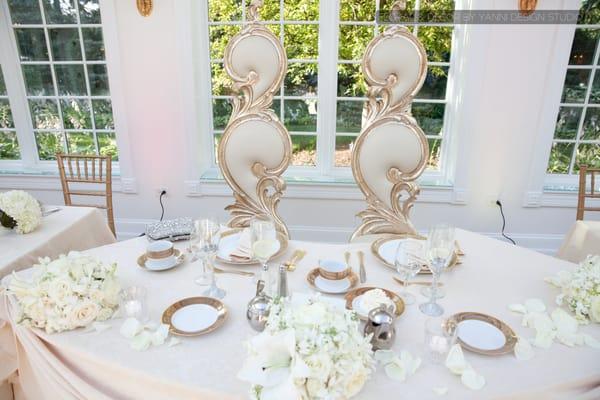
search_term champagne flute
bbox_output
[394,239,424,305]
[419,224,455,316]
[250,216,279,295]
[197,218,226,298]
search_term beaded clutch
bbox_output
[145,218,192,241]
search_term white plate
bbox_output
[171,304,219,333]
[377,238,411,266]
[457,319,506,351]
[351,294,396,319]
[314,275,352,294]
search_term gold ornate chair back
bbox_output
[56,154,115,235]
[218,0,292,237]
[350,21,429,241]
[576,165,600,220]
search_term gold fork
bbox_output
[284,249,306,271]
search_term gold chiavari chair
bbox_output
[56,154,115,236]
[576,165,600,220]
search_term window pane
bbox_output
[335,135,355,167]
[213,98,233,130]
[61,98,92,129]
[285,63,318,96]
[272,97,282,119]
[35,131,65,160]
[78,0,101,24]
[66,131,95,154]
[337,64,366,97]
[214,133,222,162]
[8,0,42,24]
[209,25,241,60]
[284,0,319,20]
[92,99,114,129]
[97,132,118,160]
[211,63,229,96]
[568,29,599,65]
[574,144,600,170]
[49,28,82,61]
[87,64,109,95]
[338,25,374,61]
[428,138,442,170]
[0,100,15,129]
[291,135,316,166]
[15,29,49,61]
[285,100,317,132]
[561,69,591,104]
[336,100,363,133]
[55,64,87,95]
[284,25,318,59]
[554,106,583,139]
[22,65,54,96]
[419,0,455,23]
[418,27,453,63]
[29,99,60,129]
[546,142,574,174]
[578,0,600,24]
[82,28,105,61]
[339,0,376,21]
[0,131,20,160]
[259,1,280,20]
[413,103,445,135]
[0,69,5,95]
[590,73,600,104]
[207,0,242,22]
[415,66,448,100]
[43,0,77,24]
[581,107,600,140]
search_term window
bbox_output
[0,65,19,160]
[0,0,118,167]
[547,1,600,175]
[205,0,455,178]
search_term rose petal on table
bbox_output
[532,312,554,333]
[533,330,555,349]
[461,368,486,390]
[120,318,142,339]
[91,322,111,333]
[374,349,396,364]
[384,360,407,382]
[151,324,170,346]
[399,351,422,375]
[525,298,546,313]
[445,344,470,375]
[583,334,600,349]
[514,337,534,360]
[144,321,158,331]
[167,337,181,347]
[551,308,579,334]
[508,303,527,314]
[433,387,448,396]
[130,331,152,351]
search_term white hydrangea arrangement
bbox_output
[0,190,42,234]
[546,255,600,324]
[7,251,120,333]
[238,297,375,400]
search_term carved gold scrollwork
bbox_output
[350,25,429,241]
[218,1,292,237]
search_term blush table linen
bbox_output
[0,206,116,278]
[1,229,599,400]
[557,220,600,263]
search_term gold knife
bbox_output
[284,249,306,271]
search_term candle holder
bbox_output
[120,286,148,321]
[424,317,457,364]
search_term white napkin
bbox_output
[229,228,253,260]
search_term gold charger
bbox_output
[371,235,459,274]
[449,312,517,356]
[344,287,405,320]
[306,268,359,294]
[137,249,184,271]
[216,228,288,266]
[161,297,227,337]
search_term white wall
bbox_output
[2,0,598,253]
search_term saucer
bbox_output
[344,287,405,320]
[137,249,184,271]
[306,268,358,294]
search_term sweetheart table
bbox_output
[0,229,598,400]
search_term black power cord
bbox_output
[159,190,166,222]
[495,200,516,245]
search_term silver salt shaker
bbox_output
[277,264,289,299]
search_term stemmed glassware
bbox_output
[250,215,280,295]
[195,218,226,299]
[419,224,455,316]
[394,239,424,305]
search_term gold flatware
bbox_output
[344,251,352,272]
[357,250,366,283]
[284,249,306,271]
[393,277,443,287]
[213,266,254,277]
[455,240,465,256]
[162,297,227,337]
[448,312,516,356]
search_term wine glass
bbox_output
[419,224,455,316]
[394,239,424,305]
[250,216,279,295]
[197,218,226,299]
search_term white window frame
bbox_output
[0,0,137,193]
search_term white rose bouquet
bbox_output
[546,255,600,324]
[7,251,120,333]
[238,297,374,400]
[0,190,42,234]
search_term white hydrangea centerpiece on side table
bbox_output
[238,296,375,400]
[6,251,121,333]
[0,190,42,234]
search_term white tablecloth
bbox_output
[0,206,115,277]
[1,230,599,399]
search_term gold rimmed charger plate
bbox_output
[306,268,359,294]
[344,287,405,321]
[449,312,517,356]
[371,235,459,275]
[137,249,184,271]
[161,297,227,337]
[216,228,288,266]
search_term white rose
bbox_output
[343,369,368,398]
[590,296,600,323]
[96,307,115,321]
[306,378,326,398]
[305,353,332,378]
[47,279,72,305]
[101,278,120,307]
[71,301,100,328]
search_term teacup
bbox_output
[145,240,175,270]
[318,259,350,280]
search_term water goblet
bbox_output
[394,239,424,305]
[196,218,226,298]
[250,216,279,295]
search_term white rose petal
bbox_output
[384,360,407,382]
[461,368,486,390]
[525,298,546,313]
[120,317,142,339]
[399,351,421,375]
[151,324,170,346]
[551,308,579,334]
[144,321,158,331]
[514,337,534,360]
[130,331,152,351]
[374,350,396,363]
[167,337,181,347]
[583,334,600,349]
[445,344,470,375]
[508,304,527,314]
[433,387,448,396]
[533,330,555,349]
[91,322,111,333]
[532,312,554,333]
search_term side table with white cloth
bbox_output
[558,220,600,263]
[1,229,599,400]
[0,206,116,278]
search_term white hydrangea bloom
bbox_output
[0,190,42,234]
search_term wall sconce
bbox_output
[519,0,537,16]
[137,0,153,17]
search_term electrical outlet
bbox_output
[157,187,168,197]
[485,196,497,207]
